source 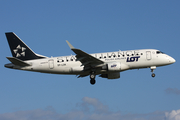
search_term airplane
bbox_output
[4,32,176,85]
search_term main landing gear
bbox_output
[90,72,96,85]
[150,66,156,78]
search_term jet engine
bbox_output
[101,62,129,72]
[102,62,121,72]
[100,62,129,79]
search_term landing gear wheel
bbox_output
[90,79,96,85]
[151,73,155,77]
[90,74,95,79]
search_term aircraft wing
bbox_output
[66,40,104,66]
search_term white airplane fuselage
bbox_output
[6,49,175,75]
[4,32,175,84]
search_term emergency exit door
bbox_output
[146,51,151,60]
[49,59,54,69]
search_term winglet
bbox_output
[66,40,74,49]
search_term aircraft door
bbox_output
[49,59,54,69]
[146,51,151,60]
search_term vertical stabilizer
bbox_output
[5,32,46,61]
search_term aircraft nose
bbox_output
[171,57,176,63]
[168,56,176,64]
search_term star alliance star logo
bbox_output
[13,45,26,57]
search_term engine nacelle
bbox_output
[100,72,120,79]
[102,62,129,72]
[107,62,121,71]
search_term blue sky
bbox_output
[1,0,180,120]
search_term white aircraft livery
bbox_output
[5,32,176,85]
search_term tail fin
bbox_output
[5,32,46,61]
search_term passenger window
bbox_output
[57,59,64,62]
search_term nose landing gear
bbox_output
[151,72,155,77]
[150,66,156,78]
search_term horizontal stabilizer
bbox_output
[6,57,31,66]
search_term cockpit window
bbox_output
[156,51,164,54]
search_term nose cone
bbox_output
[171,57,176,63]
[167,56,176,64]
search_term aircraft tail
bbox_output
[5,32,46,61]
